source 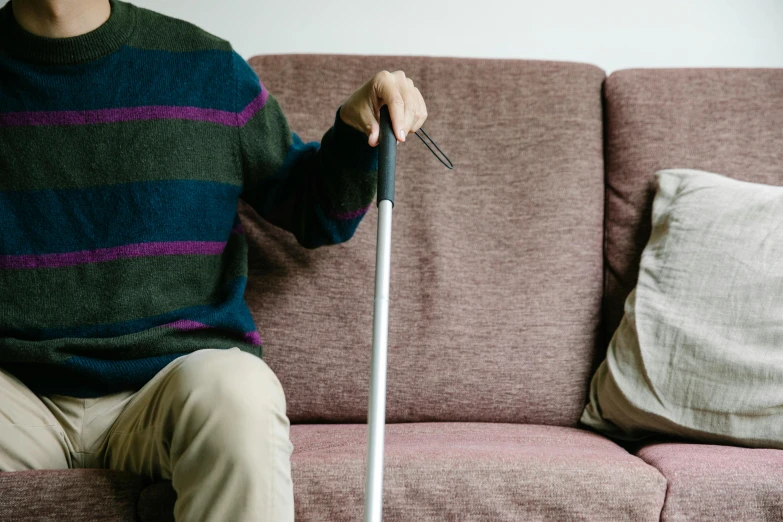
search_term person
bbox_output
[0,0,428,520]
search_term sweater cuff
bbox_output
[332,105,378,170]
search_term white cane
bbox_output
[363,103,396,522]
[362,103,453,522]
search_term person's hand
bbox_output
[339,70,428,147]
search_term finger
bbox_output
[411,87,428,133]
[367,95,381,147]
[368,120,380,147]
[400,77,419,141]
[375,71,407,142]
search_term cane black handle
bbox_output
[377,104,397,208]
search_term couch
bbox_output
[1,54,781,522]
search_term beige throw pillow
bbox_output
[582,168,783,449]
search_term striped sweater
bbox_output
[0,0,379,397]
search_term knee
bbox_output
[160,349,294,471]
[167,348,287,420]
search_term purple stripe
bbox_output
[326,204,372,220]
[237,88,268,125]
[0,241,226,269]
[243,331,263,346]
[0,89,268,128]
[161,320,263,346]
[164,320,208,330]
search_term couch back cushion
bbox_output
[242,54,605,425]
[603,69,783,353]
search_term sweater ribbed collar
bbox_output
[0,0,136,65]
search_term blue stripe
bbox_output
[1,353,189,397]
[63,352,188,393]
[0,47,259,113]
[0,179,242,255]
[310,197,365,247]
[235,51,264,108]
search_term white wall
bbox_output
[3,0,783,73]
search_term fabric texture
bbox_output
[583,169,783,448]
[637,442,783,521]
[0,0,378,397]
[602,68,783,354]
[0,469,143,521]
[289,423,665,521]
[244,54,606,426]
[136,423,666,522]
[0,347,294,522]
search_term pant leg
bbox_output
[0,366,71,471]
[102,347,295,522]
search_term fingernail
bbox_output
[398,129,406,141]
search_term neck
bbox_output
[11,0,110,38]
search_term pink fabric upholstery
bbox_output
[602,68,783,351]
[0,469,143,521]
[289,423,665,521]
[638,443,783,521]
[242,54,607,426]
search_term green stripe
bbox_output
[128,7,232,52]
[240,99,378,217]
[241,94,378,217]
[0,235,248,329]
[316,123,379,215]
[239,94,293,189]
[0,119,240,191]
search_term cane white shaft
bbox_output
[364,198,392,522]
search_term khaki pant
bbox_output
[0,347,295,521]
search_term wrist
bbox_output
[332,106,378,168]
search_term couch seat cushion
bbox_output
[0,469,143,522]
[136,423,667,521]
[637,442,783,521]
[287,422,664,521]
